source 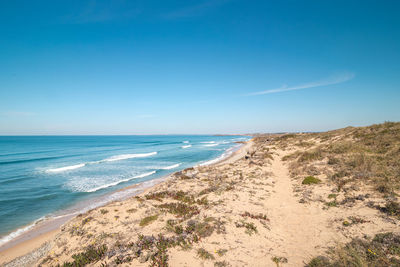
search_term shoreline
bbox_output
[0,140,252,265]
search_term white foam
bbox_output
[203,143,218,147]
[199,144,240,166]
[46,163,85,173]
[160,163,181,170]
[199,154,226,166]
[79,178,164,213]
[200,141,216,144]
[183,141,189,143]
[45,152,157,173]
[103,152,157,162]
[0,217,44,247]
[86,171,156,192]
[182,145,192,149]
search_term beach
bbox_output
[2,124,399,266]
[0,138,249,266]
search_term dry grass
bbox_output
[306,232,400,267]
[275,122,400,198]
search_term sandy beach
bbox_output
[2,124,400,266]
[0,141,249,266]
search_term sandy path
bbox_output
[265,151,338,266]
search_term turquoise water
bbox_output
[0,135,249,245]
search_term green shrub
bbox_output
[302,176,321,185]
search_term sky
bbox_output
[0,0,399,135]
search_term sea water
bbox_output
[0,135,249,245]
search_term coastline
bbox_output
[3,126,399,266]
[0,140,252,265]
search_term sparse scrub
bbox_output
[306,232,400,267]
[62,244,107,266]
[298,149,323,162]
[280,122,400,196]
[158,202,200,219]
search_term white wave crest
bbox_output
[160,163,181,170]
[182,145,192,149]
[46,163,85,173]
[199,144,240,166]
[203,143,218,147]
[45,152,157,173]
[86,171,156,193]
[200,141,216,144]
[103,152,157,162]
[183,141,189,143]
[199,154,226,166]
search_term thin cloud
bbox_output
[164,0,230,19]
[247,72,355,96]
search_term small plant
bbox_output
[241,211,269,221]
[174,225,184,234]
[216,248,228,256]
[235,220,258,235]
[325,200,338,207]
[196,196,209,206]
[81,216,93,225]
[127,208,137,213]
[271,256,288,267]
[302,176,321,185]
[69,224,86,236]
[140,214,158,226]
[100,209,108,214]
[197,248,215,260]
[328,193,337,199]
[380,201,400,218]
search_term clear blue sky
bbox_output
[0,0,399,134]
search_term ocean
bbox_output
[0,135,249,246]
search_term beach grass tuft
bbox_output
[139,214,158,227]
